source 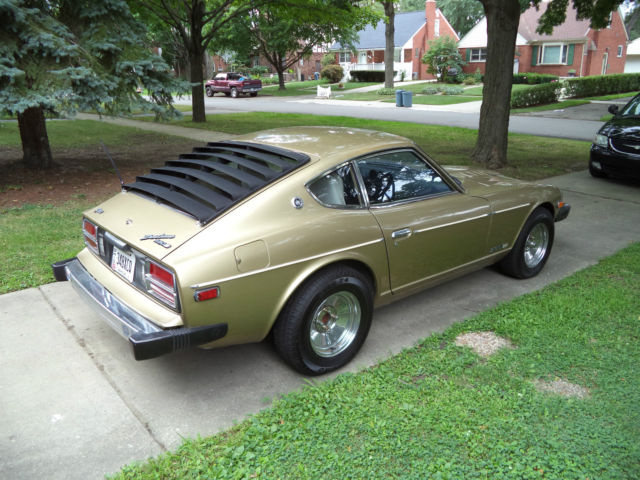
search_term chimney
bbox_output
[425,0,438,40]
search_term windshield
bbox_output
[619,96,640,117]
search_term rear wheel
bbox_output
[230,88,238,98]
[499,207,554,279]
[273,265,373,375]
[250,92,258,97]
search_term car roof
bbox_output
[232,126,416,167]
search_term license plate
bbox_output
[111,246,135,283]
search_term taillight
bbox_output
[83,218,99,254]
[145,260,177,308]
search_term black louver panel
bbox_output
[124,141,310,225]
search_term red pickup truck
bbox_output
[205,73,262,98]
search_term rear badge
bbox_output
[141,234,176,249]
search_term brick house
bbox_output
[459,2,628,77]
[330,0,458,81]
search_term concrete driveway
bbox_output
[1,171,639,480]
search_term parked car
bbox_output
[590,93,640,179]
[205,72,262,98]
[53,127,570,375]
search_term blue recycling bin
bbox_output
[395,90,405,107]
[402,90,413,108]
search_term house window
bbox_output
[339,52,350,63]
[539,44,568,64]
[470,48,487,62]
[434,19,440,37]
[618,45,623,57]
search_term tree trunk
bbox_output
[18,107,53,170]
[383,1,395,89]
[190,47,206,123]
[471,0,520,169]
[276,60,286,90]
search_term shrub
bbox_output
[421,35,466,82]
[321,53,336,68]
[349,70,396,82]
[563,73,640,98]
[377,88,396,95]
[513,73,558,84]
[422,86,440,95]
[321,64,344,83]
[249,66,269,77]
[510,82,560,108]
[463,75,477,85]
[442,86,464,95]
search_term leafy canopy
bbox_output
[421,35,466,80]
[0,0,185,118]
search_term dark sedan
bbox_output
[590,93,640,179]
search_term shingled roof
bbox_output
[330,11,426,50]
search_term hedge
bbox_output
[513,73,559,84]
[510,82,560,108]
[563,73,640,98]
[349,70,396,82]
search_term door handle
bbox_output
[391,228,412,239]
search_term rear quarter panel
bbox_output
[166,172,388,347]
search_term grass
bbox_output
[261,80,378,97]
[161,112,589,179]
[0,203,88,293]
[111,242,640,480]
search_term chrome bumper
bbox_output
[52,258,227,360]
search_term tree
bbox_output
[381,1,395,88]
[229,1,375,90]
[421,36,466,81]
[0,0,182,170]
[137,0,267,123]
[472,0,625,169]
[399,0,483,37]
[625,2,640,40]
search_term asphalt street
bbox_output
[169,91,618,142]
[1,95,639,480]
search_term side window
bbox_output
[355,150,451,205]
[308,164,361,208]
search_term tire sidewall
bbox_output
[511,208,554,278]
[205,86,213,97]
[299,274,372,374]
[230,88,238,98]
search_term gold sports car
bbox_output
[53,127,570,375]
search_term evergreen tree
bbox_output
[0,0,184,169]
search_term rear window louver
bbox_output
[124,141,310,225]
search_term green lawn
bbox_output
[162,112,589,179]
[260,80,378,97]
[111,242,640,480]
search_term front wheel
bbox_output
[230,87,238,98]
[273,265,373,375]
[205,86,214,97]
[499,207,554,279]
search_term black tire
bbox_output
[230,87,238,98]
[273,265,373,375]
[250,92,258,97]
[499,207,554,279]
[205,86,214,97]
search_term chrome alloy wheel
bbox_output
[309,291,361,358]
[524,223,549,268]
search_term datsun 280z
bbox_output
[53,127,570,375]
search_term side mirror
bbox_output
[608,105,619,115]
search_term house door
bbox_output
[513,58,519,74]
[358,51,367,65]
[602,53,609,75]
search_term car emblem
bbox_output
[291,197,304,209]
[141,234,176,241]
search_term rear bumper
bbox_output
[52,258,227,360]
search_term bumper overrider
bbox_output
[555,203,571,222]
[52,258,227,360]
